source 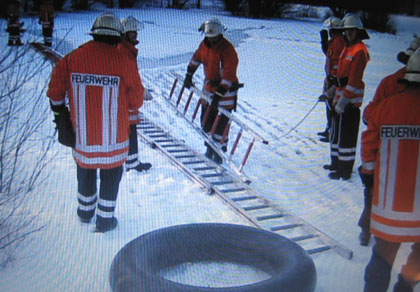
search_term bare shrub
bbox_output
[0,39,56,268]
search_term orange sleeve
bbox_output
[361,106,381,169]
[124,54,144,111]
[47,54,69,104]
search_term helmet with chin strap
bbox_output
[199,17,225,37]
[341,13,369,40]
[91,13,123,37]
[121,16,144,33]
[323,16,341,29]
[403,48,420,83]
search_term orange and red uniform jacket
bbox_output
[118,37,143,125]
[334,41,370,108]
[188,36,239,110]
[361,86,420,242]
[325,34,345,78]
[363,67,406,124]
[48,40,144,169]
[39,3,54,28]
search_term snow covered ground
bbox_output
[1,1,420,291]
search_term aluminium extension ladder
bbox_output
[137,114,353,260]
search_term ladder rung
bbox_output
[161,144,183,148]
[149,134,168,138]
[211,180,234,186]
[243,205,269,211]
[183,160,206,165]
[175,155,195,159]
[306,245,331,255]
[144,130,164,134]
[220,188,246,193]
[291,234,317,242]
[155,139,174,143]
[231,195,257,201]
[202,173,224,178]
[256,214,284,221]
[167,149,189,153]
[137,125,154,129]
[270,223,302,231]
[193,166,217,171]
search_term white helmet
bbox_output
[404,37,420,56]
[91,13,123,37]
[323,16,341,29]
[199,18,225,37]
[341,13,369,39]
[341,13,364,29]
[398,37,420,64]
[121,16,144,33]
[403,48,420,83]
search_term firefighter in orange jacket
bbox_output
[318,16,345,142]
[358,38,420,246]
[118,16,152,173]
[39,0,54,46]
[184,17,239,164]
[324,14,369,180]
[47,14,144,232]
[360,48,420,292]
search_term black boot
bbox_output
[213,152,223,164]
[393,275,413,292]
[317,129,329,137]
[205,146,214,159]
[131,162,152,172]
[95,217,118,233]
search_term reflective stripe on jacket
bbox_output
[334,41,369,108]
[361,87,420,242]
[48,40,144,168]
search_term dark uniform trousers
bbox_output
[201,103,232,151]
[330,106,360,176]
[76,164,123,222]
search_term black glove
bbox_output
[358,166,374,188]
[184,73,193,89]
[320,29,329,54]
[50,101,66,129]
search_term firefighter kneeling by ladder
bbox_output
[184,17,242,164]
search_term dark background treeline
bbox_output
[3,0,419,33]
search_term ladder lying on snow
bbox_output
[30,43,353,260]
[138,113,353,260]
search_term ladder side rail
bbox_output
[171,71,268,144]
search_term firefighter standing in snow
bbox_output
[47,14,144,232]
[324,14,370,180]
[360,48,420,292]
[184,18,239,164]
[6,0,23,46]
[39,0,54,47]
[358,37,420,247]
[318,16,345,143]
[118,16,152,173]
